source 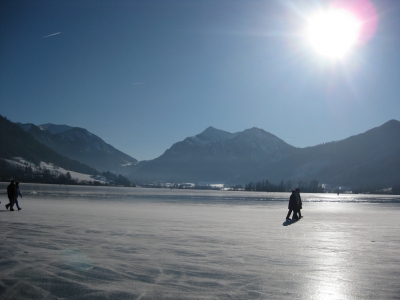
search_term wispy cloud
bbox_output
[41,32,61,39]
[133,82,145,85]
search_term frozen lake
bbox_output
[1,184,400,299]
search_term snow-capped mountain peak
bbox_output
[39,123,73,134]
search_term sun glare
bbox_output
[306,9,361,60]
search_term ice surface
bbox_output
[0,184,399,299]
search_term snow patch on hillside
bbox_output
[40,162,107,183]
[39,124,73,134]
[5,157,107,183]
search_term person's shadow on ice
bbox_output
[282,218,300,226]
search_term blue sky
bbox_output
[1,0,400,160]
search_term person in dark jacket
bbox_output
[6,180,16,211]
[14,181,22,211]
[295,188,303,219]
[286,190,298,220]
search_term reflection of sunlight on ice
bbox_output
[62,248,93,271]
[312,276,347,299]
[308,225,352,299]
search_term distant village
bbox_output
[138,181,395,195]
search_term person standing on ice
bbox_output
[295,188,302,219]
[14,182,22,211]
[286,190,298,220]
[5,180,16,211]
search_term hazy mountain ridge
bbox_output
[245,120,400,188]
[19,123,138,175]
[129,126,295,182]
[165,127,292,160]
[0,116,98,176]
[193,126,237,146]
[129,120,400,189]
[4,114,400,190]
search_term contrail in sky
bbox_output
[41,32,61,39]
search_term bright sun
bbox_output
[306,9,362,60]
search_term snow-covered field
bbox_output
[39,161,108,183]
[4,158,108,183]
[1,185,399,299]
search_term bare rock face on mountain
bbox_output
[19,123,138,175]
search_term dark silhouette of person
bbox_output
[6,180,16,211]
[14,182,22,211]
[286,190,298,220]
[295,188,302,219]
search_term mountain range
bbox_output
[246,119,400,188]
[18,122,138,175]
[128,126,294,183]
[0,116,97,176]
[128,120,400,189]
[1,114,399,190]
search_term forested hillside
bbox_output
[0,115,98,175]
